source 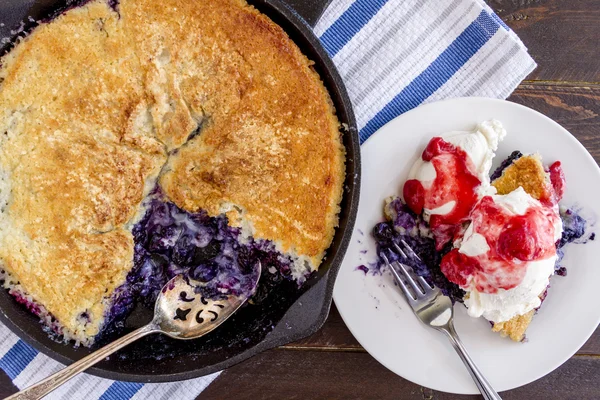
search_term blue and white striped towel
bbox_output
[0,0,535,398]
[315,0,536,143]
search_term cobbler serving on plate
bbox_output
[0,0,345,347]
[371,120,591,341]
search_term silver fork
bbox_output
[381,240,502,400]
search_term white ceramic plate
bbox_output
[333,97,600,394]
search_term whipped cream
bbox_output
[460,188,563,322]
[464,258,556,322]
[407,120,506,221]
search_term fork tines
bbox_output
[380,240,435,302]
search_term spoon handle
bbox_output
[6,324,159,400]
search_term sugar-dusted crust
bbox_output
[129,0,346,267]
[492,154,550,199]
[0,0,343,343]
[0,2,167,343]
[492,309,535,342]
[490,154,552,342]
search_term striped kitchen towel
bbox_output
[315,0,536,143]
[0,0,535,399]
[0,323,220,399]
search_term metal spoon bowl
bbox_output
[7,263,261,400]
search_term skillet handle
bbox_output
[280,0,333,27]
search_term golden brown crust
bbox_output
[0,2,166,340]
[0,0,344,342]
[491,309,535,342]
[121,0,345,266]
[490,154,551,342]
[492,154,550,199]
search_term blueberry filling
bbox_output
[559,208,588,248]
[98,189,311,347]
[356,265,369,274]
[0,0,322,351]
[371,197,589,303]
[372,198,464,303]
[554,207,591,274]
[490,150,523,181]
[368,153,592,306]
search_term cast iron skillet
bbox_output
[0,0,360,382]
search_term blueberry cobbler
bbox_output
[0,0,345,347]
[371,120,592,342]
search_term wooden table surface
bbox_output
[1,0,599,398]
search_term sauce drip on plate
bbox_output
[549,161,565,203]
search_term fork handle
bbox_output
[441,322,502,400]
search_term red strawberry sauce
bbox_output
[549,161,565,202]
[440,195,559,293]
[403,137,481,249]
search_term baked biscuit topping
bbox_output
[489,155,556,342]
[0,0,344,345]
[122,0,344,267]
[492,154,550,200]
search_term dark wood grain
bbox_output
[200,349,600,400]
[281,82,600,349]
[4,84,600,400]
[3,3,600,398]
[284,304,600,356]
[510,83,600,159]
[283,306,361,351]
[487,0,600,82]
[201,83,600,399]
